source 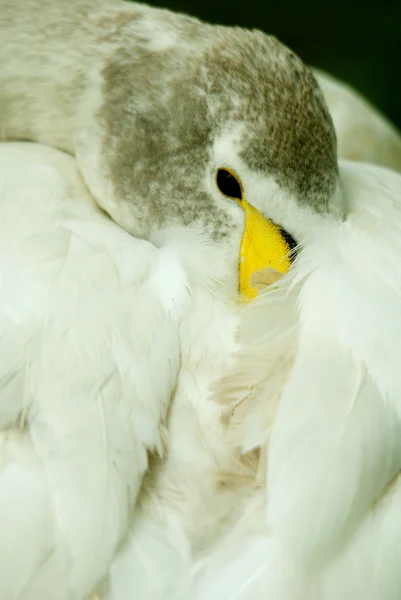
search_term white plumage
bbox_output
[1,1,401,598]
[1,85,401,600]
[0,142,232,600]
[315,69,401,172]
[2,78,400,600]
[176,159,401,600]
[262,160,401,599]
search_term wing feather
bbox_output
[0,143,186,598]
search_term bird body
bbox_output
[1,1,401,599]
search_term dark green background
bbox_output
[143,0,401,129]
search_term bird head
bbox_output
[76,11,344,300]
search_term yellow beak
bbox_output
[239,198,293,301]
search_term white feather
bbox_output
[0,142,194,599]
[248,160,401,598]
[314,69,401,172]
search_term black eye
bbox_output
[216,168,243,200]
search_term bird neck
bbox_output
[0,0,140,151]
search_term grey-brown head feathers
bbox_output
[0,0,337,239]
[91,7,338,238]
[0,0,339,238]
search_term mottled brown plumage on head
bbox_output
[0,0,340,246]
[96,17,338,238]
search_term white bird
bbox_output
[1,1,401,600]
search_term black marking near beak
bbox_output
[278,226,298,259]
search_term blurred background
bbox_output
[144,0,401,129]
